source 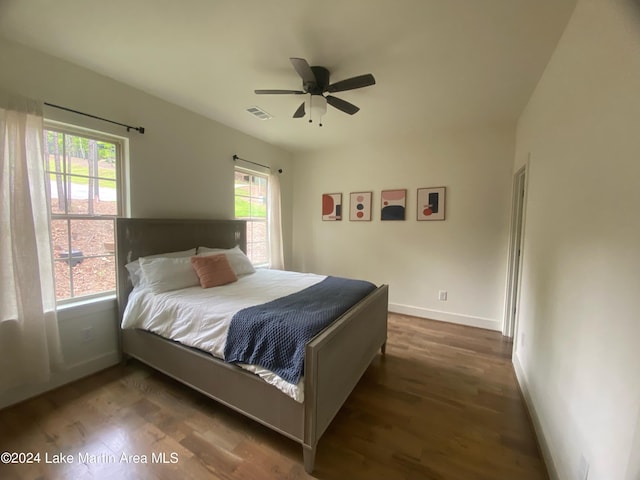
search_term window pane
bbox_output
[235,195,249,218]
[66,177,90,215]
[45,131,67,215]
[234,171,250,217]
[64,134,75,174]
[52,219,69,257]
[70,219,115,256]
[250,197,266,218]
[49,180,66,214]
[246,220,253,242]
[65,135,92,175]
[234,171,250,191]
[54,259,72,301]
[67,180,118,215]
[248,221,268,265]
[71,256,116,297]
[67,151,90,176]
[44,131,64,172]
[251,220,267,245]
[96,180,118,215]
[247,244,268,266]
[253,175,267,197]
[98,141,117,180]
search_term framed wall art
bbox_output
[322,193,342,221]
[417,187,446,220]
[381,189,406,221]
[350,192,372,221]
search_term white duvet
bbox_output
[121,268,326,402]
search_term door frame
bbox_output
[503,162,528,339]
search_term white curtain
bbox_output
[0,92,63,393]
[268,172,284,270]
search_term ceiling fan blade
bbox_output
[293,102,306,118]
[255,89,304,94]
[290,57,317,86]
[326,95,360,115]
[327,73,376,93]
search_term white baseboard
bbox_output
[389,303,502,331]
[0,351,120,410]
[512,352,558,480]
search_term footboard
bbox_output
[302,284,389,471]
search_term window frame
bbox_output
[44,121,126,305]
[234,166,270,268]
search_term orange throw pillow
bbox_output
[190,254,238,288]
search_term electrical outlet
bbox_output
[81,326,94,343]
[438,290,448,301]
[520,333,526,348]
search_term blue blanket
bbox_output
[224,276,376,385]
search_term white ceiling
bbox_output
[0,0,577,153]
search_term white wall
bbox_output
[0,298,119,409]
[291,125,515,331]
[0,37,292,407]
[629,411,640,480]
[512,0,640,479]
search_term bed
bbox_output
[115,218,389,472]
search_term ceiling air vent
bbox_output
[246,106,272,120]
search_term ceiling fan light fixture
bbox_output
[254,57,375,124]
[308,94,327,126]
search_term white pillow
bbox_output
[139,256,200,293]
[125,248,196,287]
[197,245,255,276]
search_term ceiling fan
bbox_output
[255,57,376,126]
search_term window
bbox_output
[43,125,124,302]
[234,167,269,266]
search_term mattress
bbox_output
[121,268,326,402]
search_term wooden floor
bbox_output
[0,314,548,480]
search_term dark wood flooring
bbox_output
[0,313,547,479]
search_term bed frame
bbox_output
[115,218,388,472]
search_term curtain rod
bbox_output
[44,102,145,134]
[233,154,282,173]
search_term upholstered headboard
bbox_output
[115,218,246,321]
